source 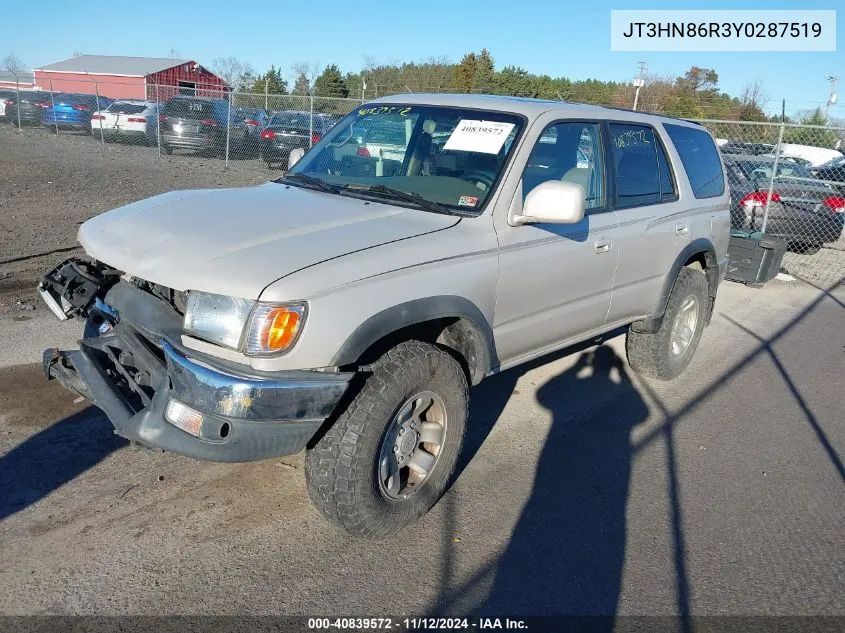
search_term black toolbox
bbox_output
[725,230,787,286]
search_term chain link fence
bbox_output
[3,79,843,286]
[694,119,845,286]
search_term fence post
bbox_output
[265,79,269,111]
[15,76,21,130]
[155,83,162,158]
[309,93,314,148]
[224,90,231,170]
[49,79,58,135]
[760,121,785,235]
[94,81,105,146]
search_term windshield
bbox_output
[287,104,524,212]
[108,102,147,114]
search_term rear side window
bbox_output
[609,124,661,208]
[664,124,725,199]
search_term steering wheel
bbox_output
[463,172,496,190]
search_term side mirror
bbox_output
[511,180,586,226]
[288,147,305,169]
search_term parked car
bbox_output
[237,107,270,134]
[258,110,334,167]
[776,143,842,168]
[4,91,51,125]
[42,94,114,132]
[159,96,249,157]
[720,141,775,156]
[40,94,731,539]
[723,154,845,252]
[811,156,845,191]
[0,89,16,120]
[90,100,159,144]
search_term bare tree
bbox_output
[290,62,320,95]
[72,51,84,57]
[168,48,180,59]
[3,53,26,74]
[211,57,254,88]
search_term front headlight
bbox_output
[183,291,255,350]
[183,291,307,356]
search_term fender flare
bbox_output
[631,238,719,334]
[331,296,495,383]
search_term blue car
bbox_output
[42,93,113,132]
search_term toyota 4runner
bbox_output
[39,94,730,538]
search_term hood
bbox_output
[79,182,459,299]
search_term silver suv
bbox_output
[40,94,730,538]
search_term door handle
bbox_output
[594,238,613,254]
[675,222,689,236]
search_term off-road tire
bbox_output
[305,340,468,539]
[626,267,708,381]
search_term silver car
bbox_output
[40,94,730,538]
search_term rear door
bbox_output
[604,122,689,325]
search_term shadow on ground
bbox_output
[0,363,126,520]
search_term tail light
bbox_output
[739,191,781,208]
[823,196,845,213]
[127,117,146,123]
[260,129,276,140]
[245,119,259,126]
[200,118,218,126]
[91,114,105,120]
[35,102,50,108]
[3,99,14,106]
[311,133,321,144]
[159,114,168,122]
[356,146,371,157]
[73,104,92,111]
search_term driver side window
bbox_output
[522,122,605,209]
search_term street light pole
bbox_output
[632,61,647,111]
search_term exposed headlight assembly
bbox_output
[183,291,306,356]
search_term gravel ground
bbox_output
[0,279,843,620]
[0,123,270,316]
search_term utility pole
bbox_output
[632,60,647,111]
[823,75,838,123]
[265,77,269,111]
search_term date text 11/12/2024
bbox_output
[307,617,528,630]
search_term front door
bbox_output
[493,120,618,368]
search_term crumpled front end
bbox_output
[41,263,352,462]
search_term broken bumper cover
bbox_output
[43,338,353,463]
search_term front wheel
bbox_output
[626,267,708,381]
[305,340,468,539]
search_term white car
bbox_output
[776,143,843,167]
[90,100,159,144]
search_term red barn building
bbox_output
[33,55,229,100]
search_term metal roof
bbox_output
[0,70,35,84]
[37,55,192,77]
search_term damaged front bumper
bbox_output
[43,279,352,462]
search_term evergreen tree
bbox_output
[251,66,287,95]
[472,48,495,93]
[292,72,311,96]
[313,64,349,98]
[452,53,476,93]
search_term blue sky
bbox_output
[4,0,843,118]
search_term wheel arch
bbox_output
[631,238,720,334]
[330,296,495,385]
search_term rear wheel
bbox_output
[162,143,173,155]
[626,267,708,381]
[305,340,468,539]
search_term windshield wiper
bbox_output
[344,184,472,217]
[278,172,339,194]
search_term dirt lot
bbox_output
[1,120,843,622]
[0,124,268,315]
